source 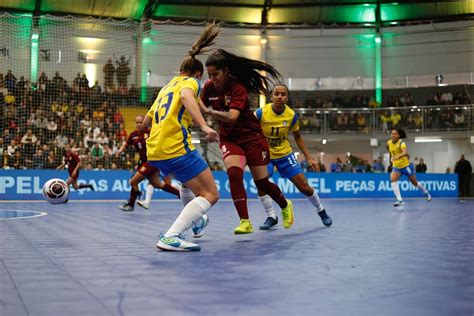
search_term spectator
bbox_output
[317,158,326,172]
[54,131,69,148]
[84,131,95,148]
[81,114,92,130]
[32,149,47,169]
[115,123,127,140]
[129,84,139,105]
[454,110,465,129]
[103,58,115,88]
[3,129,13,148]
[46,117,58,139]
[116,55,131,88]
[455,155,472,197]
[416,158,427,173]
[342,159,354,172]
[11,150,25,169]
[380,111,390,133]
[5,70,16,91]
[21,129,38,159]
[356,113,367,132]
[445,167,451,174]
[390,111,402,128]
[372,157,384,173]
[330,158,343,173]
[355,160,367,173]
[96,132,109,145]
[91,142,104,164]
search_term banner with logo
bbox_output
[0,170,458,200]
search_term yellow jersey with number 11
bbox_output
[146,75,201,160]
[255,103,299,159]
[387,139,410,169]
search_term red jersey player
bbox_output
[116,115,180,211]
[201,49,294,234]
[56,143,94,194]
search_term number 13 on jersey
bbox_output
[154,92,174,123]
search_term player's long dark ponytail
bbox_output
[396,129,407,139]
[205,49,282,94]
[179,22,220,75]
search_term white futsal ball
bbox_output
[42,178,70,204]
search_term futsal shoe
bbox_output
[192,214,209,238]
[393,200,405,207]
[157,234,201,252]
[137,200,149,210]
[281,199,294,229]
[259,216,278,230]
[234,219,253,234]
[318,209,332,227]
[425,192,432,201]
[118,203,134,212]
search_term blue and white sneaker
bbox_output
[259,216,278,230]
[118,203,134,212]
[192,214,209,238]
[156,234,201,252]
[318,209,332,227]
[425,192,432,201]
[393,200,405,207]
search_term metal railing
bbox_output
[294,104,473,134]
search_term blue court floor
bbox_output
[0,198,473,316]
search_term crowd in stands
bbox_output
[0,67,143,170]
[1,67,472,170]
[296,90,471,133]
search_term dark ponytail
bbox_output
[205,49,282,94]
[179,22,220,75]
[397,129,407,139]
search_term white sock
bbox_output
[307,190,324,212]
[165,196,211,237]
[259,194,276,219]
[391,181,403,201]
[417,183,429,195]
[144,183,154,204]
[180,186,195,207]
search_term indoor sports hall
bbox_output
[1,1,473,315]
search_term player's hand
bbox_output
[202,126,219,142]
[71,171,77,178]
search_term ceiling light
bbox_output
[414,138,442,143]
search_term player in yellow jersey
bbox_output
[143,23,220,252]
[388,129,431,206]
[254,84,332,229]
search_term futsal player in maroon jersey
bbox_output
[56,143,94,193]
[116,115,180,211]
[200,49,294,234]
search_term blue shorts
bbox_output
[392,163,416,177]
[149,150,208,184]
[267,153,303,179]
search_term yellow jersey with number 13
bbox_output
[255,103,299,159]
[146,75,201,160]
[387,139,410,169]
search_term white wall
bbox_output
[0,14,31,79]
[382,21,474,77]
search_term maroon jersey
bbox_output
[126,128,150,164]
[65,151,80,173]
[201,78,264,142]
